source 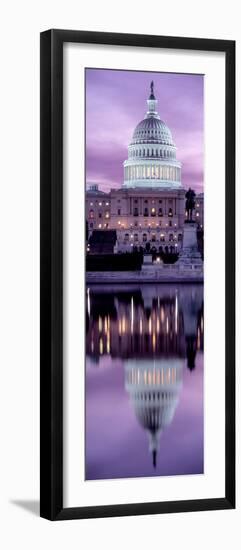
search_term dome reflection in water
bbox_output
[85,284,204,480]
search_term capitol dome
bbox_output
[123,82,182,189]
[132,117,174,147]
[125,358,183,467]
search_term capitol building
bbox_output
[86,83,203,255]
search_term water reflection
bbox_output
[86,284,204,479]
[125,358,183,467]
[86,284,203,367]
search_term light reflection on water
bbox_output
[86,284,204,480]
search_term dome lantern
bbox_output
[146,81,159,119]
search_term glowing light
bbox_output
[148,318,152,335]
[131,297,134,333]
[122,316,126,333]
[156,318,160,333]
[87,287,90,317]
[107,335,110,354]
[98,316,103,332]
[160,307,165,323]
[152,333,156,351]
[175,294,178,334]
[166,317,169,334]
[139,318,143,334]
[98,202,102,206]
[99,338,103,355]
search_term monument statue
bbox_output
[185,188,196,222]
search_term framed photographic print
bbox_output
[40,29,235,520]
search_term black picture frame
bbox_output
[40,29,235,521]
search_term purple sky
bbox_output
[86,69,204,193]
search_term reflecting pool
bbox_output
[85,284,204,480]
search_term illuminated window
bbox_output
[158,208,163,217]
[168,208,173,217]
[89,210,94,219]
[105,212,110,219]
[98,202,102,206]
[151,208,156,216]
